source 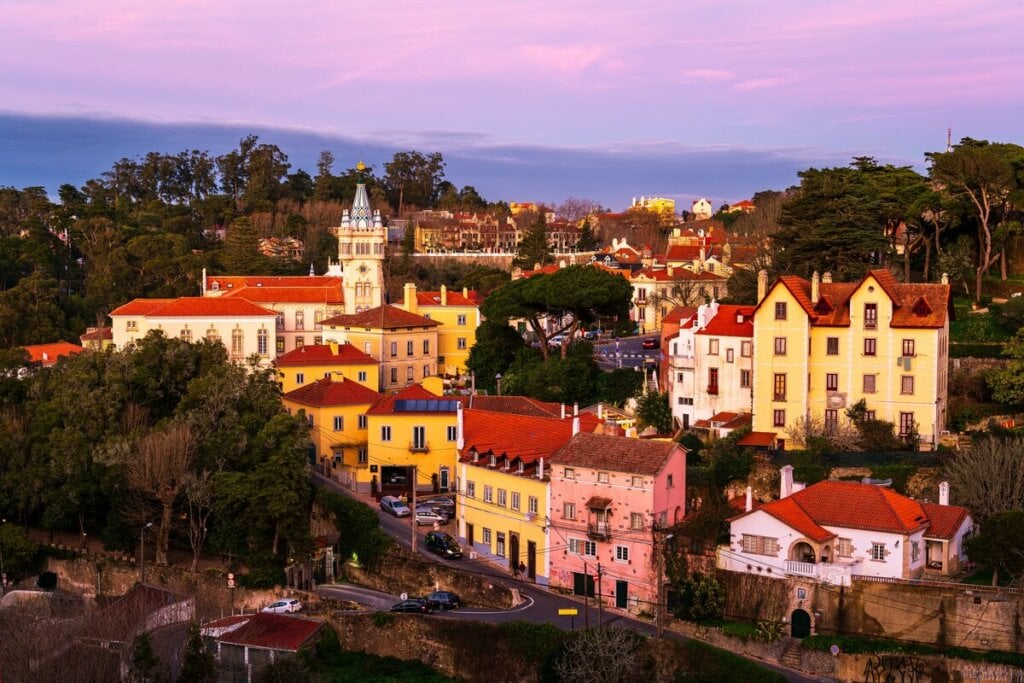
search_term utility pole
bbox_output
[654,520,664,638]
[411,465,418,554]
[596,562,604,626]
[583,560,590,628]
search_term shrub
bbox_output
[673,572,725,622]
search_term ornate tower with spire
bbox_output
[337,161,386,314]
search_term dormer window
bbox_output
[471,448,479,463]
[489,454,496,467]
[518,460,524,474]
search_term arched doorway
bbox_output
[791,609,811,638]
[790,541,816,563]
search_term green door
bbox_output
[615,580,628,609]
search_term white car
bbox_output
[380,495,411,517]
[262,598,302,614]
[414,508,446,526]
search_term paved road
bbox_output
[594,335,661,370]
[312,473,824,682]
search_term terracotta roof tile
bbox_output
[461,410,600,473]
[207,275,342,290]
[283,377,381,407]
[22,342,85,364]
[415,290,481,306]
[223,285,344,305]
[466,396,564,417]
[921,503,971,539]
[550,432,684,476]
[80,327,113,341]
[201,614,323,651]
[695,304,755,337]
[109,299,176,316]
[322,305,438,330]
[275,343,376,367]
[111,297,276,317]
[737,431,777,447]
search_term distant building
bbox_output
[690,198,714,220]
[631,195,677,218]
[22,341,85,367]
[202,613,324,683]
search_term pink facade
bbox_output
[547,433,686,614]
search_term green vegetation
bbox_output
[311,629,453,682]
[317,490,393,570]
[802,634,1024,668]
[670,639,787,683]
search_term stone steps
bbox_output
[778,638,804,669]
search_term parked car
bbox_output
[389,598,433,614]
[414,508,446,526]
[547,334,567,347]
[425,531,463,559]
[420,495,455,512]
[583,329,601,341]
[262,598,302,614]
[417,504,450,523]
[379,495,411,517]
[426,590,461,610]
[642,337,659,349]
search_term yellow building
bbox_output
[748,269,950,450]
[282,377,381,488]
[396,283,481,376]
[321,305,439,393]
[274,341,380,393]
[631,195,676,219]
[363,384,462,496]
[456,409,601,584]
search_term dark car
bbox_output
[426,590,461,610]
[425,531,463,559]
[642,337,658,349]
[389,598,433,614]
[420,496,456,513]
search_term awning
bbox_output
[737,431,777,447]
[585,496,612,510]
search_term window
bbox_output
[741,535,780,555]
[358,415,367,429]
[482,528,491,544]
[466,481,475,498]
[899,412,915,436]
[423,364,431,378]
[276,337,285,353]
[708,339,719,355]
[740,369,752,388]
[870,542,886,561]
[726,348,734,363]
[358,371,368,382]
[423,339,430,354]
[902,339,916,357]
[865,410,876,421]
[314,336,322,345]
[774,301,787,320]
[381,425,392,442]
[296,372,305,385]
[314,310,324,331]
[257,328,269,356]
[564,467,575,480]
[676,372,684,383]
[180,328,192,343]
[358,448,368,464]
[295,310,304,331]
[390,368,398,384]
[294,336,304,349]
[306,413,314,427]
[511,492,521,511]
[773,337,787,356]
[901,376,915,395]
[364,341,372,355]
[497,488,507,507]
[632,475,643,488]
[390,342,398,358]
[863,374,876,393]
[457,337,467,350]
[412,425,426,450]
[826,373,838,391]
[406,366,414,381]
[667,474,674,488]
[496,532,506,556]
[837,538,853,557]
[826,337,839,355]
[773,373,787,401]
[484,485,493,503]
[206,327,220,344]
[127,320,138,330]
[741,340,752,357]
[569,538,596,557]
[406,340,414,356]
[598,471,609,484]
[911,540,920,563]
[630,513,645,530]
[457,314,467,325]
[564,502,576,520]
[447,425,458,442]
[707,368,719,394]
[864,303,878,329]
[864,338,877,356]
[824,409,838,434]
[773,409,786,428]
[615,546,630,562]
[333,416,343,432]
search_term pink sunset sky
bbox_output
[1,0,1022,202]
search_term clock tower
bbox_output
[337,162,386,314]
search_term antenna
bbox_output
[946,127,952,153]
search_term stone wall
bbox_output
[835,652,1024,683]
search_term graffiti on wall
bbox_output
[863,655,926,683]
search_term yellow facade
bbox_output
[752,272,949,448]
[275,345,379,393]
[397,283,480,376]
[457,463,551,582]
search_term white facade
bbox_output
[691,198,714,220]
[668,317,697,430]
[110,311,278,365]
[336,171,387,314]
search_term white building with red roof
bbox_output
[21,342,85,367]
[721,467,972,587]
[201,613,324,681]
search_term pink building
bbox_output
[548,433,687,614]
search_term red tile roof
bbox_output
[283,377,381,407]
[110,297,276,317]
[201,613,323,652]
[223,285,344,304]
[461,410,601,473]
[416,290,481,306]
[322,305,438,330]
[466,395,564,418]
[207,275,342,290]
[521,264,561,278]
[666,245,704,261]
[737,431,777,447]
[22,342,85,365]
[695,304,755,337]
[80,327,113,341]
[921,503,971,539]
[275,343,376,367]
[550,432,684,475]
[760,496,834,542]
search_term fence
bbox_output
[853,574,1022,596]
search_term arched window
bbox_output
[206,327,220,344]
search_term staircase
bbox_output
[778,638,804,670]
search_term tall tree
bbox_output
[222,216,264,274]
[383,151,446,215]
[513,210,552,269]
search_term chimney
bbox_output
[537,457,545,479]
[745,486,753,512]
[561,404,566,419]
[822,271,832,284]
[780,464,794,499]
[201,267,207,295]
[463,286,469,299]
[941,272,949,285]
[456,403,464,450]
[939,481,950,506]
[440,284,448,306]
[573,403,578,416]
[757,269,768,303]
[597,402,604,419]
[403,282,418,313]
[667,265,674,277]
[811,271,820,304]
[572,416,580,436]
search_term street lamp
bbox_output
[140,522,153,584]
[495,373,503,397]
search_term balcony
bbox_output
[587,522,612,541]
[409,441,430,454]
[784,560,817,577]
[706,385,719,395]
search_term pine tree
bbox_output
[513,211,552,269]
[222,216,264,274]
[577,218,597,251]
